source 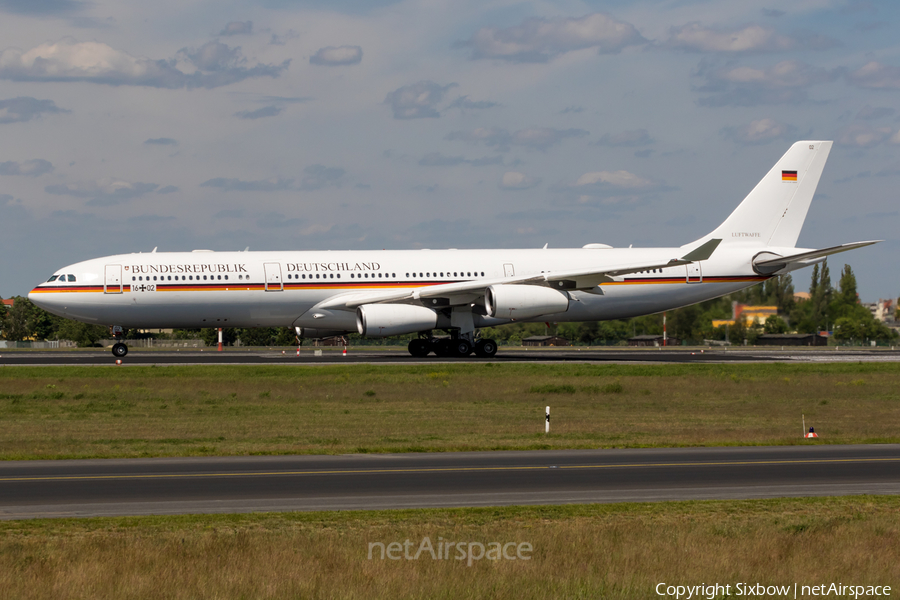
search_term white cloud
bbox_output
[500,171,541,190]
[384,80,457,119]
[418,153,502,167]
[665,23,796,53]
[0,158,53,176]
[721,118,796,145]
[299,164,345,190]
[838,123,895,148]
[575,170,654,188]
[220,21,252,36]
[459,13,644,62]
[594,129,653,147]
[45,178,161,206]
[310,46,363,66]
[695,60,837,106]
[856,105,895,120]
[846,61,900,89]
[0,96,68,124]
[235,106,282,119]
[446,127,588,151]
[199,177,293,192]
[0,38,289,89]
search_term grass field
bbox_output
[0,363,898,459]
[0,496,897,599]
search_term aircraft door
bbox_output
[686,264,702,284]
[264,262,284,291]
[503,263,515,278]
[104,264,123,294]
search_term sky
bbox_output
[1,0,898,302]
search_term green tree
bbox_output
[763,315,789,334]
[728,318,747,345]
[56,320,108,347]
[1,296,33,341]
[200,328,238,346]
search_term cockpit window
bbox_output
[67,274,76,282]
[47,275,59,282]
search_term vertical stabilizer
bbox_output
[692,141,832,249]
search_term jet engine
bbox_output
[357,304,439,337]
[484,285,569,320]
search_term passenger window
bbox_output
[132,277,136,281]
[203,276,207,280]
[337,274,340,279]
[224,275,228,280]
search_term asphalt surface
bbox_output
[3,346,900,365]
[1,445,898,519]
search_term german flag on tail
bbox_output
[782,170,798,181]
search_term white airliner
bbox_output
[29,141,877,358]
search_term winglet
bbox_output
[680,238,721,262]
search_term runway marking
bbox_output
[1,457,898,483]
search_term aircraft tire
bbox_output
[453,339,472,357]
[112,343,128,358]
[408,339,430,358]
[433,339,451,357]
[475,339,497,358]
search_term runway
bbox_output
[1,445,898,519]
[3,346,900,366]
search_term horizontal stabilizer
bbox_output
[752,240,881,275]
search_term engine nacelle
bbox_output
[484,285,570,320]
[357,304,439,337]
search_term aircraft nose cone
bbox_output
[28,286,56,311]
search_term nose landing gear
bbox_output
[110,325,128,358]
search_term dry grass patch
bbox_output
[0,496,897,599]
[0,363,898,459]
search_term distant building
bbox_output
[756,333,828,346]
[733,302,778,325]
[793,292,811,302]
[873,298,895,323]
[712,304,780,329]
[522,335,569,347]
[1,299,14,308]
[627,334,680,347]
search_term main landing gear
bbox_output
[110,325,128,358]
[407,336,498,358]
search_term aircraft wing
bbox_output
[316,239,722,310]
[752,240,881,274]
